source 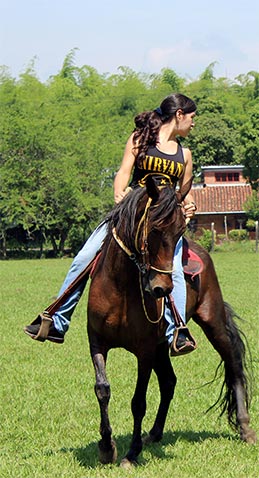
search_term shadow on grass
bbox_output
[59,428,236,469]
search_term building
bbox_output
[190,165,253,236]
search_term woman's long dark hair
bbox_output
[132,93,196,164]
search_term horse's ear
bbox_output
[179,176,194,202]
[146,175,159,203]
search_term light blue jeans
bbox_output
[53,222,107,334]
[53,225,186,342]
[164,236,186,344]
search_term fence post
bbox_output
[224,215,228,239]
[211,222,215,252]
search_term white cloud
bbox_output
[144,40,219,76]
[144,37,259,79]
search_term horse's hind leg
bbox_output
[144,341,177,444]
[92,351,117,464]
[194,301,257,444]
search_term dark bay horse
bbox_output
[87,176,257,468]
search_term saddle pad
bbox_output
[182,238,204,279]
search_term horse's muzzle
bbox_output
[144,271,173,298]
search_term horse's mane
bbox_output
[104,185,180,251]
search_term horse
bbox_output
[87,175,257,468]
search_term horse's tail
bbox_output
[209,302,252,431]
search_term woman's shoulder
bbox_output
[182,145,191,153]
[182,146,192,164]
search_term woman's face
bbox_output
[177,111,196,137]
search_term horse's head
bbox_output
[141,175,189,298]
[108,175,191,299]
[107,176,191,298]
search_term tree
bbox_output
[186,112,241,177]
[243,191,259,220]
[0,68,47,256]
[240,105,259,188]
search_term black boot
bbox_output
[24,314,64,344]
[170,327,197,356]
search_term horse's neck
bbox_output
[104,235,137,282]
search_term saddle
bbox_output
[182,237,204,279]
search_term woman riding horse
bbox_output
[24,93,257,467]
[24,93,197,355]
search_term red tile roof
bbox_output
[192,184,253,214]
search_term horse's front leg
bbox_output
[92,351,117,464]
[121,356,153,469]
[144,341,177,444]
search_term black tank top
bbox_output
[130,142,185,188]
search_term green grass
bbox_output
[1,250,259,477]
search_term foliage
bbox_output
[240,104,259,188]
[243,190,259,220]
[196,228,213,251]
[188,112,241,176]
[228,229,248,241]
[246,219,256,231]
[1,54,259,256]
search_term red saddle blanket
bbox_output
[182,239,204,279]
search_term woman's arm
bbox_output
[113,134,137,203]
[180,148,197,219]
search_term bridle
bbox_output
[112,196,174,276]
[112,195,183,324]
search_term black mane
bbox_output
[105,185,180,251]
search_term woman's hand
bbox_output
[114,187,132,204]
[114,190,128,204]
[183,201,197,219]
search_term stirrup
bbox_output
[34,312,53,342]
[170,325,197,356]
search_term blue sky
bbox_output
[1,0,259,82]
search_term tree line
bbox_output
[1,51,259,258]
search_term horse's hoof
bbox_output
[142,434,153,446]
[120,457,137,469]
[98,439,117,464]
[241,429,257,445]
[142,432,162,446]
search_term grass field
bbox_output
[1,248,259,478]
